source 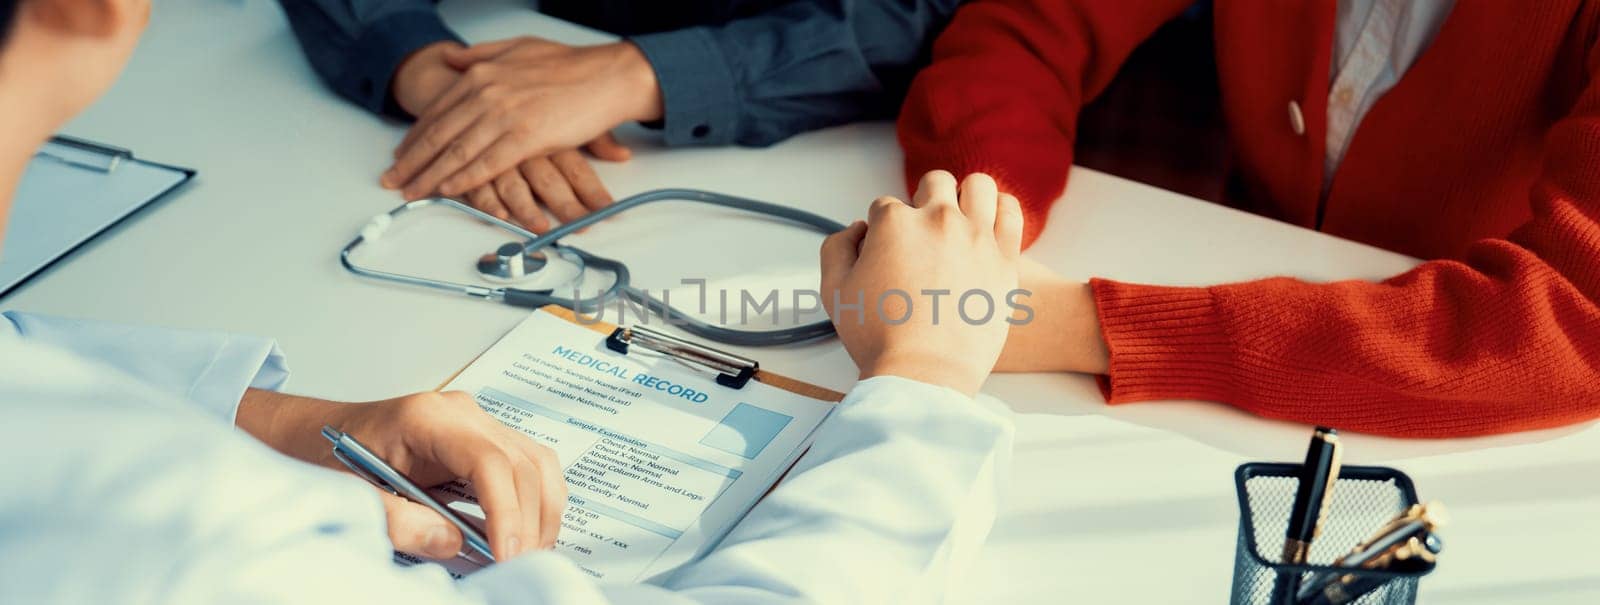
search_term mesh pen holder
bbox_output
[1231,463,1433,605]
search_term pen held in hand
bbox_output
[321,425,497,563]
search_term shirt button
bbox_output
[1335,87,1353,106]
[1287,100,1306,136]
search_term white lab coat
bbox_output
[0,312,1013,604]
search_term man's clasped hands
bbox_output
[381,37,661,233]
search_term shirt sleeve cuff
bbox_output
[628,28,741,146]
[1089,278,1239,404]
[190,336,291,425]
[346,11,463,120]
[837,375,1014,434]
[1,312,290,425]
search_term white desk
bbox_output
[8,1,1598,602]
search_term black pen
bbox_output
[1274,426,1343,603]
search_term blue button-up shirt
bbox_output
[275,0,962,147]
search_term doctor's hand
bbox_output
[387,40,629,232]
[819,171,1024,396]
[382,36,660,205]
[236,389,566,561]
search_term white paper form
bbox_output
[409,310,835,581]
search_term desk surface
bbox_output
[8,1,1598,602]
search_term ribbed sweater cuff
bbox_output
[1090,279,1239,404]
[898,135,1070,249]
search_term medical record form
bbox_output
[410,308,838,581]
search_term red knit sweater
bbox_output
[897,0,1600,437]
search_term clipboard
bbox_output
[426,305,846,581]
[0,135,196,298]
[444,305,844,403]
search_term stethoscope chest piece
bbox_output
[477,241,551,283]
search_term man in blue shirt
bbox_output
[276,0,961,233]
[275,0,960,233]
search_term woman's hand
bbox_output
[992,258,1110,374]
[819,171,1024,395]
[236,389,565,561]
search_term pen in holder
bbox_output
[1231,463,1435,605]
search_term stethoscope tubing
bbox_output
[341,189,843,346]
[518,188,847,253]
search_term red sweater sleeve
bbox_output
[896,0,1193,248]
[1092,41,1600,438]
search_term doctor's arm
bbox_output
[0,312,561,561]
[661,171,1022,602]
[2,312,290,420]
[642,171,1022,602]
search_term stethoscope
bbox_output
[341,189,845,347]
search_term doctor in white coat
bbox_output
[0,1,1028,603]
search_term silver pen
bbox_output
[322,425,496,562]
